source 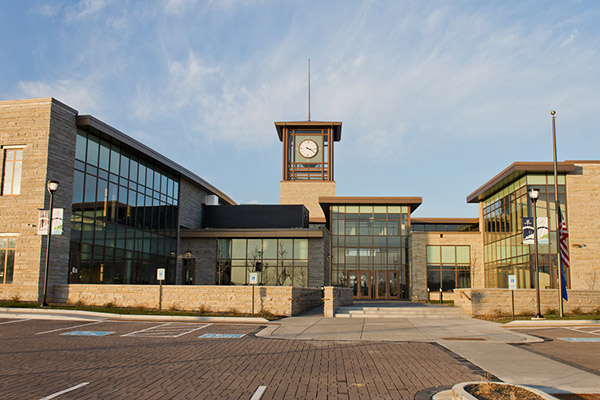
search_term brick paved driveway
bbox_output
[0,318,482,399]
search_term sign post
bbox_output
[157,268,165,311]
[508,274,517,320]
[249,272,259,314]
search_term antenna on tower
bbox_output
[308,59,311,121]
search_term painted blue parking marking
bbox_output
[200,333,245,339]
[559,337,600,342]
[62,331,115,336]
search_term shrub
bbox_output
[570,307,583,316]
[197,304,211,313]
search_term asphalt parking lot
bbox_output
[511,325,600,376]
[0,318,482,400]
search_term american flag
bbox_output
[558,208,569,301]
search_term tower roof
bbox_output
[275,121,342,142]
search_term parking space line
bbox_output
[39,382,89,400]
[121,322,171,337]
[122,322,210,338]
[250,386,267,400]
[171,324,209,337]
[36,321,103,335]
[0,319,29,325]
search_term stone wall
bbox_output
[0,98,77,302]
[323,286,353,317]
[308,230,329,287]
[181,238,216,285]
[54,284,322,316]
[455,288,600,316]
[409,231,483,301]
[177,178,210,284]
[565,162,600,290]
[280,180,335,222]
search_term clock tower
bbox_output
[276,121,342,223]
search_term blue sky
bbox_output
[2,0,599,217]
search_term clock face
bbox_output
[298,139,319,159]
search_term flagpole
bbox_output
[551,110,564,317]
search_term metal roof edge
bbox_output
[77,114,236,205]
[466,161,576,204]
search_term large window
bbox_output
[2,148,23,195]
[482,174,567,289]
[216,238,308,286]
[0,237,16,284]
[426,245,470,292]
[330,204,410,298]
[69,130,179,285]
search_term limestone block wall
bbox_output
[177,178,210,283]
[280,181,335,222]
[455,288,600,316]
[308,231,329,287]
[180,237,216,285]
[0,98,77,302]
[409,231,483,301]
[565,161,600,290]
[323,286,353,317]
[53,284,322,316]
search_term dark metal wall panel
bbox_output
[202,205,309,229]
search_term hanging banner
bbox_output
[537,217,549,244]
[522,217,534,244]
[38,208,64,235]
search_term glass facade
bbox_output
[330,205,410,299]
[426,245,471,292]
[69,130,179,284]
[216,238,309,286]
[482,174,567,289]
[412,222,478,232]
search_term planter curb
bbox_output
[451,381,560,400]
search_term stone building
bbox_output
[1,97,598,309]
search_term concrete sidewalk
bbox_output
[257,307,538,343]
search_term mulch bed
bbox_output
[465,383,545,400]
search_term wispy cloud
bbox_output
[16,79,100,113]
[65,0,110,22]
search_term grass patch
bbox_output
[476,312,600,324]
[0,300,283,321]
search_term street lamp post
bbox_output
[41,180,59,307]
[529,187,544,319]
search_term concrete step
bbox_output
[334,305,469,319]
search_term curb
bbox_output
[451,382,560,400]
[0,307,270,324]
[505,319,600,327]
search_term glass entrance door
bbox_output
[348,270,371,299]
[376,271,401,299]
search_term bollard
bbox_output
[439,288,443,304]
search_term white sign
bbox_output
[508,274,517,290]
[157,268,166,281]
[537,217,549,244]
[249,272,259,285]
[38,208,64,235]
